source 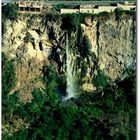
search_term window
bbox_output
[20,7,24,11]
[25,7,29,11]
[31,8,35,12]
[36,8,40,12]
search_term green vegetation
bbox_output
[53,4,79,12]
[115,8,126,20]
[2,53,16,96]
[62,14,80,31]
[95,11,111,21]
[2,9,136,139]
[93,70,110,88]
[44,13,60,26]
[61,13,98,31]
[53,4,66,12]
[2,52,136,140]
[2,3,18,35]
[115,8,135,20]
[2,53,21,138]
[2,3,18,19]
[42,9,136,33]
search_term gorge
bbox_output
[2,9,136,140]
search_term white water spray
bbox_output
[64,32,77,100]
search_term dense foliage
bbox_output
[2,3,18,19]
[93,70,110,88]
[115,8,136,20]
[53,4,66,12]
[2,3,18,35]
[2,53,136,140]
[61,13,103,31]
[62,14,80,31]
[2,10,136,139]
[2,53,16,95]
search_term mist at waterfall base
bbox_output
[62,32,79,101]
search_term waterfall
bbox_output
[64,32,77,100]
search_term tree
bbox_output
[54,4,65,12]
[2,3,18,19]
[93,70,110,88]
[2,53,15,95]
[62,14,80,31]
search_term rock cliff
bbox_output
[2,12,136,101]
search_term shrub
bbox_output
[42,65,58,83]
[124,10,135,16]
[2,53,16,95]
[93,70,110,88]
[115,8,125,20]
[2,54,20,138]
[57,75,67,96]
[3,75,136,140]
[61,14,80,31]
[2,3,18,20]
[79,13,94,23]
[53,4,65,12]
[42,65,67,97]
[44,13,60,25]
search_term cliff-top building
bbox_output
[61,2,136,14]
[17,1,43,13]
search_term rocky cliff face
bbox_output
[80,15,136,91]
[2,13,136,101]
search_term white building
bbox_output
[61,8,79,14]
[18,1,43,13]
[80,8,93,13]
[60,2,136,14]
[94,6,117,13]
[117,3,136,10]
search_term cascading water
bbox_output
[64,32,78,100]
